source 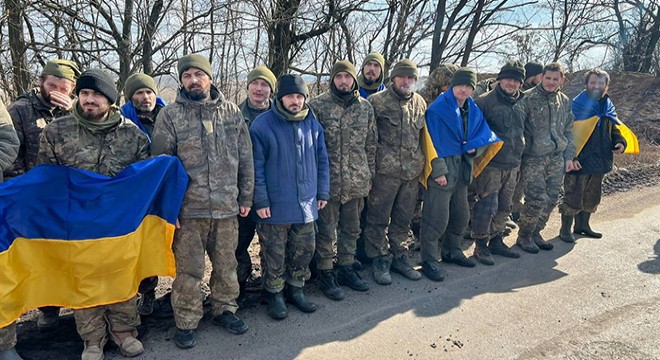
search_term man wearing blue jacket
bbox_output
[120,73,166,142]
[250,74,330,320]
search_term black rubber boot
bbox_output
[473,239,495,265]
[266,290,288,320]
[574,212,602,238]
[318,270,345,301]
[174,329,196,349]
[560,215,576,243]
[336,265,369,292]
[286,285,317,313]
[488,233,520,258]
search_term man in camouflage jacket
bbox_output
[151,54,254,348]
[308,60,377,301]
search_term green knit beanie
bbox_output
[450,67,477,89]
[124,73,158,100]
[331,60,358,82]
[390,59,419,79]
[42,59,81,82]
[361,52,385,72]
[247,66,277,91]
[177,54,213,80]
[497,60,526,83]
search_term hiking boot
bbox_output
[81,341,104,360]
[0,348,23,360]
[337,265,369,292]
[113,334,143,357]
[420,261,445,282]
[137,290,155,316]
[574,212,602,238]
[391,254,422,280]
[286,285,317,313]
[371,255,392,285]
[174,329,196,349]
[212,311,248,334]
[516,232,539,254]
[266,290,288,320]
[473,239,495,265]
[532,230,554,250]
[488,234,520,258]
[560,215,576,243]
[37,307,59,331]
[319,270,345,301]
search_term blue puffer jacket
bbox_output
[250,104,330,224]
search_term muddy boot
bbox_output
[266,290,287,320]
[318,270,345,301]
[37,307,59,331]
[441,233,476,268]
[336,265,369,292]
[371,255,392,285]
[532,230,553,250]
[391,253,422,280]
[473,239,495,265]
[516,232,539,254]
[488,234,520,258]
[0,348,23,360]
[574,212,602,238]
[560,215,576,243]
[420,260,445,282]
[286,285,317,313]
[137,290,155,316]
[174,329,196,349]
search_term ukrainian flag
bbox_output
[0,156,188,327]
[572,90,639,155]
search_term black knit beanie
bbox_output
[497,60,526,83]
[276,74,308,99]
[450,67,477,89]
[75,69,118,104]
[524,62,544,79]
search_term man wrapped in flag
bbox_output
[34,69,151,360]
[558,69,638,243]
[418,67,501,282]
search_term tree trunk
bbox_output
[6,0,31,96]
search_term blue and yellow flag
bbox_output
[572,90,639,155]
[421,88,502,188]
[0,156,188,327]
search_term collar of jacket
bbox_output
[73,100,122,134]
[175,84,225,109]
[495,84,523,105]
[330,83,359,108]
[534,83,560,97]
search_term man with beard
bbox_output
[558,69,626,242]
[250,74,330,319]
[151,54,254,348]
[38,69,149,360]
[308,60,376,300]
[0,98,20,360]
[471,61,527,265]
[358,52,386,98]
[235,66,276,307]
[3,59,79,332]
[363,59,427,285]
[516,62,577,253]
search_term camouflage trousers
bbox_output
[559,173,604,215]
[419,179,469,263]
[364,174,418,258]
[519,152,565,235]
[0,323,16,350]
[471,166,519,239]
[316,198,364,269]
[171,217,239,330]
[236,214,257,285]
[74,297,140,342]
[257,222,316,292]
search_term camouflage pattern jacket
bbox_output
[475,85,525,169]
[473,78,498,98]
[369,88,427,181]
[152,86,254,219]
[308,91,377,203]
[0,98,19,182]
[4,89,71,178]
[520,85,576,161]
[37,108,150,177]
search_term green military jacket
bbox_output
[0,98,19,182]
[369,88,427,181]
[152,86,254,219]
[308,91,377,203]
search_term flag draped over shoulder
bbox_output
[572,90,639,155]
[420,88,502,188]
[0,156,188,327]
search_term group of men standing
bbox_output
[0,50,627,360]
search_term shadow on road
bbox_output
[637,239,660,274]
